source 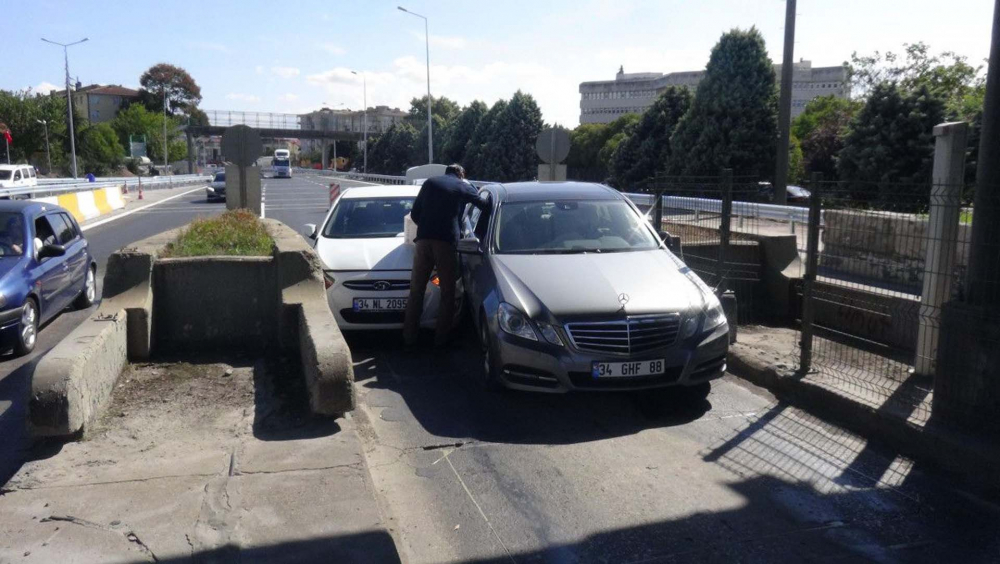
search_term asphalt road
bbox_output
[2,174,998,562]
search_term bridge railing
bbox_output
[2,174,210,199]
[203,110,302,130]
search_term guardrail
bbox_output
[623,192,815,224]
[2,174,210,199]
[300,169,496,189]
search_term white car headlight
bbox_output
[498,303,538,341]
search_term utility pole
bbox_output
[36,119,52,173]
[773,0,796,205]
[163,87,169,175]
[398,6,433,163]
[351,71,368,173]
[41,37,88,178]
[966,0,1000,307]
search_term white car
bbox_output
[306,184,460,330]
[0,165,38,189]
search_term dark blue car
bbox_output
[0,201,96,356]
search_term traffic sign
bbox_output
[221,125,263,167]
[536,126,571,164]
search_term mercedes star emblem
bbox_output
[618,293,630,306]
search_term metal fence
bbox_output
[2,174,210,199]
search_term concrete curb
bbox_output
[32,185,126,223]
[267,218,356,415]
[29,309,128,437]
[727,343,1000,497]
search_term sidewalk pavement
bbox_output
[727,325,1000,498]
[0,358,400,563]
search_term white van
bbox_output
[0,165,38,189]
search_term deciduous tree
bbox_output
[138,63,203,116]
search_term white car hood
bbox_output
[316,235,414,271]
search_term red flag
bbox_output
[3,130,11,145]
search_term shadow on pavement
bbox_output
[251,354,342,441]
[122,474,998,563]
[347,330,712,446]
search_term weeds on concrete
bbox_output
[162,209,273,257]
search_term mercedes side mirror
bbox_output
[304,224,317,239]
[457,237,482,255]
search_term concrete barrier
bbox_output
[33,185,127,223]
[29,310,129,437]
[29,218,355,438]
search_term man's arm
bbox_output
[460,183,490,211]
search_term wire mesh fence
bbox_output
[796,178,981,425]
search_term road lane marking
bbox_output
[81,187,206,232]
[443,454,516,563]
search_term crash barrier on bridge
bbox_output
[36,173,210,187]
[29,219,354,438]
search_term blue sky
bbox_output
[5,0,994,126]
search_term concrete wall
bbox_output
[821,209,971,293]
[810,281,920,353]
[153,257,279,352]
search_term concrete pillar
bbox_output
[914,122,968,376]
[321,142,329,170]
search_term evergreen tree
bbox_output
[465,99,507,179]
[441,100,487,165]
[837,82,945,199]
[667,28,778,178]
[490,90,544,181]
[79,123,124,176]
[609,86,691,187]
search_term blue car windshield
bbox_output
[0,212,25,256]
[496,199,659,254]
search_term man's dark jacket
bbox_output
[411,173,488,244]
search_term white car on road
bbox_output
[306,184,459,331]
[0,165,38,190]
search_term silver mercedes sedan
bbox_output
[458,182,729,396]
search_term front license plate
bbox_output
[353,297,407,312]
[592,359,666,378]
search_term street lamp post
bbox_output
[36,119,51,173]
[163,87,169,175]
[351,71,368,173]
[41,37,88,178]
[398,6,433,164]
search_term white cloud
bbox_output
[226,93,260,102]
[271,66,301,79]
[317,42,346,56]
[33,81,60,94]
[255,65,264,75]
[279,93,299,102]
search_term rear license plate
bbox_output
[353,297,407,312]
[592,359,665,378]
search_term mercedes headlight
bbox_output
[702,294,727,332]
[536,322,564,346]
[498,303,538,341]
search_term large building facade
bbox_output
[52,83,141,124]
[579,60,848,124]
[298,105,409,155]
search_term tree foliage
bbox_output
[0,89,67,168]
[567,114,639,182]
[464,100,507,179]
[441,100,487,164]
[848,42,984,107]
[367,122,419,175]
[139,63,203,115]
[791,95,859,180]
[408,95,461,125]
[487,91,544,182]
[110,103,186,163]
[609,86,691,187]
[837,82,945,195]
[79,123,124,176]
[667,28,778,178]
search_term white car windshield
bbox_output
[323,198,415,239]
[496,199,660,254]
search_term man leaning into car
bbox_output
[404,164,488,348]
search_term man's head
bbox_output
[445,164,466,179]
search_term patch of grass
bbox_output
[162,209,273,257]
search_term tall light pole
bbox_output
[773,0,796,205]
[36,119,51,173]
[41,37,88,178]
[398,6,433,163]
[351,71,368,173]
